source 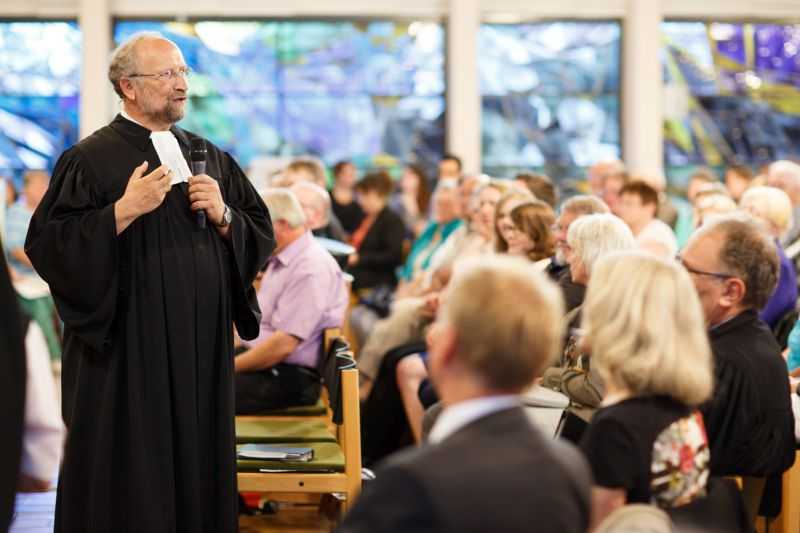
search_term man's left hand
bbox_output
[188,174,225,226]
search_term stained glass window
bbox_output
[0,21,81,180]
[479,21,621,180]
[663,21,800,179]
[114,20,445,174]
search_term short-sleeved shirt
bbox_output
[4,201,35,275]
[251,231,348,368]
[580,395,710,509]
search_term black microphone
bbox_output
[190,138,207,229]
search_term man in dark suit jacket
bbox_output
[338,255,591,533]
[680,215,795,478]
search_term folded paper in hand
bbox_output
[237,444,314,462]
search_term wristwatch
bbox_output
[217,204,232,227]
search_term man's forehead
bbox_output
[135,38,185,65]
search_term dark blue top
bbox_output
[759,241,797,328]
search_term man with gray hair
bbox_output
[235,188,348,414]
[25,32,274,532]
[290,180,348,242]
[680,215,795,479]
[768,160,800,245]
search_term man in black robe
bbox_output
[0,239,27,532]
[25,32,274,532]
[679,215,795,478]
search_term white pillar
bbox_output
[623,0,663,177]
[79,0,111,139]
[446,0,481,174]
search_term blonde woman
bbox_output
[579,252,714,528]
[740,186,798,328]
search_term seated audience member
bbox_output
[291,181,348,242]
[396,198,559,443]
[505,201,556,267]
[547,195,611,311]
[397,181,462,287]
[329,160,364,235]
[438,153,462,181]
[618,180,678,259]
[493,188,537,254]
[540,214,636,440]
[686,167,720,205]
[348,171,406,291]
[234,189,348,414]
[276,156,328,188]
[692,190,737,229]
[514,172,558,208]
[679,215,796,477]
[355,182,506,392]
[338,255,592,533]
[601,170,629,216]
[739,186,798,328]
[4,170,61,363]
[587,159,626,198]
[579,252,714,527]
[640,174,679,229]
[725,164,755,201]
[767,160,800,245]
[389,164,431,238]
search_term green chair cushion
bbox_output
[236,442,345,472]
[257,398,327,416]
[235,419,335,444]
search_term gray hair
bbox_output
[769,160,800,186]
[290,181,331,224]
[695,214,779,311]
[261,188,307,229]
[567,213,636,276]
[560,195,610,217]
[109,31,167,99]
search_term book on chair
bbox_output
[237,444,314,462]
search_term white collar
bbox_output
[428,394,519,445]
[120,108,148,130]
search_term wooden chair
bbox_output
[769,449,800,533]
[236,350,362,513]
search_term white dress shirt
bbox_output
[428,394,520,444]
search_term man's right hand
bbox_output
[114,161,172,235]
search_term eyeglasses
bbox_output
[675,254,734,280]
[127,67,192,82]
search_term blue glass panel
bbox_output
[0,21,81,179]
[114,20,445,172]
[663,21,800,180]
[479,22,621,180]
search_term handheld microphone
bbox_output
[190,138,207,229]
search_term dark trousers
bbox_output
[235,363,321,415]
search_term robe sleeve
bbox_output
[219,152,275,341]
[24,148,120,353]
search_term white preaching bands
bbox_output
[120,109,193,186]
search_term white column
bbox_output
[623,0,663,177]
[79,0,111,139]
[446,0,481,174]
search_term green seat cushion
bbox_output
[237,442,345,472]
[235,419,335,444]
[257,398,327,416]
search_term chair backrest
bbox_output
[773,309,798,351]
[319,335,355,425]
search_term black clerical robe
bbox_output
[0,239,26,532]
[25,115,274,533]
[702,309,796,477]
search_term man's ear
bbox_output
[119,78,137,102]
[720,277,747,309]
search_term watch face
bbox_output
[224,206,232,224]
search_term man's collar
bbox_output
[428,394,520,445]
[271,231,312,268]
[112,113,190,152]
[709,308,757,337]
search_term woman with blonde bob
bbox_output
[739,186,798,328]
[579,252,714,529]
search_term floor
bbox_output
[10,491,335,532]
